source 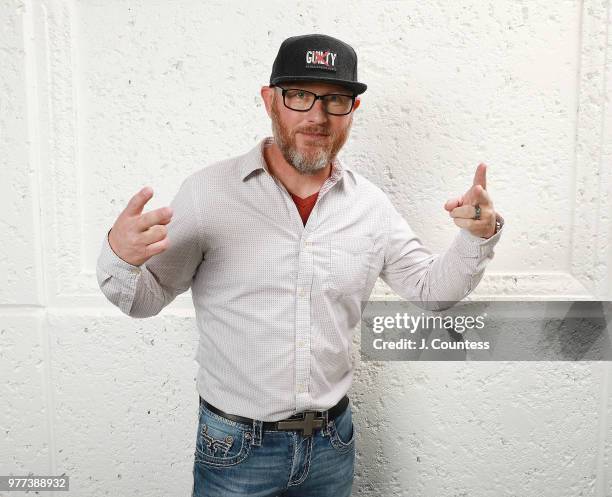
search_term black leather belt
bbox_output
[199,394,349,436]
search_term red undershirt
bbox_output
[289,191,319,226]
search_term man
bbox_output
[97,34,504,497]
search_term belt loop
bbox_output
[251,419,263,446]
[322,408,330,438]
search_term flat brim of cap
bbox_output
[270,75,367,95]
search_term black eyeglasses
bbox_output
[273,85,356,116]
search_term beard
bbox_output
[270,98,352,176]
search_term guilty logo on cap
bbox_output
[305,50,337,71]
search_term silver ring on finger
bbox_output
[472,204,481,220]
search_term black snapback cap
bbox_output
[269,34,367,95]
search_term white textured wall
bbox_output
[1,1,612,496]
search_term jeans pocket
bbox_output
[328,406,355,454]
[325,237,373,296]
[194,403,252,467]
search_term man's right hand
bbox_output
[108,186,174,266]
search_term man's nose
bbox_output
[305,99,329,122]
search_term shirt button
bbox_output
[297,340,305,347]
[130,267,141,274]
[298,289,306,297]
[297,385,305,393]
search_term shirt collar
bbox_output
[239,136,356,184]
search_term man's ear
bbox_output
[261,86,274,118]
[353,97,361,111]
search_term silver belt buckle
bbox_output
[276,411,325,436]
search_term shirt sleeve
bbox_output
[379,197,504,311]
[96,176,204,318]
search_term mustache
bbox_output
[296,128,331,136]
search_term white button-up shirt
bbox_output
[97,136,504,421]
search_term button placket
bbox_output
[295,232,314,412]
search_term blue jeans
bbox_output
[192,398,355,496]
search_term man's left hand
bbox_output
[443,163,497,239]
